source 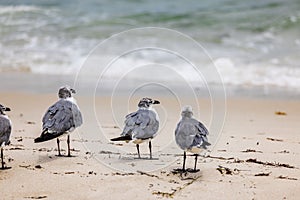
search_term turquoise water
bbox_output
[0,0,300,90]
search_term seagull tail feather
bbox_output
[110,135,132,141]
[34,129,62,143]
[201,141,211,149]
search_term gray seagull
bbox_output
[34,86,83,157]
[175,105,210,172]
[0,104,12,169]
[111,97,160,159]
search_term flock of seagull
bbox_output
[0,85,210,172]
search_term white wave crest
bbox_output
[215,57,300,89]
[0,5,40,14]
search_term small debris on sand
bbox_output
[275,111,287,116]
[241,149,263,153]
[254,172,271,176]
[277,175,298,181]
[266,137,283,142]
[217,166,240,175]
[24,195,47,199]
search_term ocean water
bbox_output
[0,0,300,91]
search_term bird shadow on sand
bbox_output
[36,154,76,164]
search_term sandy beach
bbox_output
[0,92,299,200]
[1,0,300,199]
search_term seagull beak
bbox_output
[4,107,11,111]
[153,100,160,104]
[70,89,76,94]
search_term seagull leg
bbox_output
[136,144,141,158]
[57,138,61,156]
[1,147,4,169]
[67,135,71,157]
[149,140,152,159]
[182,151,186,172]
[194,154,198,171]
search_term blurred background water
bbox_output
[0,0,299,96]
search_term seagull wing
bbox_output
[0,116,11,146]
[192,119,210,149]
[121,109,159,140]
[175,120,195,150]
[42,99,82,135]
[175,118,210,151]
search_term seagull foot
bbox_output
[172,168,186,174]
[188,168,200,173]
[149,157,159,160]
[0,166,12,170]
[172,168,200,174]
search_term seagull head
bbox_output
[58,85,76,99]
[0,104,11,115]
[181,105,193,118]
[138,97,160,109]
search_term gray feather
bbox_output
[0,115,11,146]
[42,99,82,137]
[121,109,159,140]
[175,117,210,151]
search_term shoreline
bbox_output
[0,72,300,100]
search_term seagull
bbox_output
[0,104,12,170]
[175,105,210,172]
[34,86,83,157]
[111,97,160,159]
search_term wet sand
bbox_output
[0,92,299,199]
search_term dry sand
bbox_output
[0,92,299,200]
